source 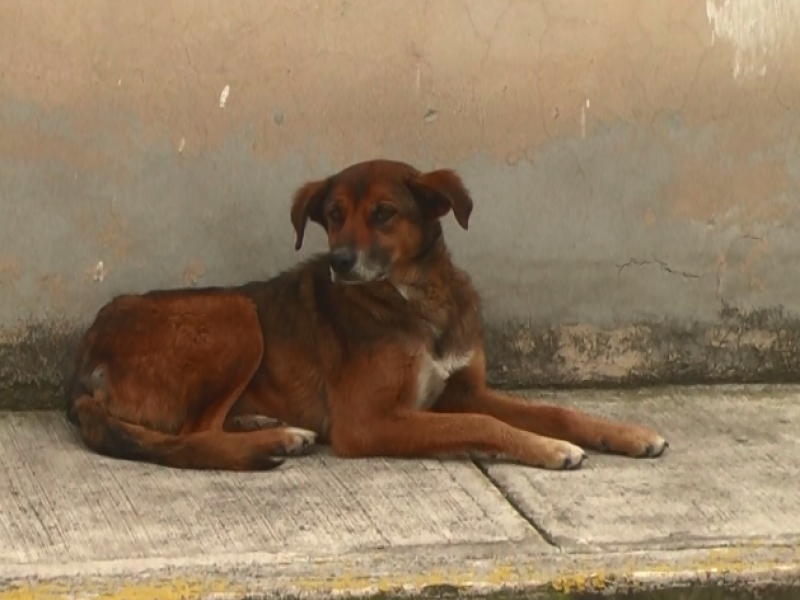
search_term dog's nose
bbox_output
[330,248,357,275]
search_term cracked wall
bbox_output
[1,0,800,406]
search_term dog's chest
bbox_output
[414,349,473,410]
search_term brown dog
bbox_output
[66,159,668,471]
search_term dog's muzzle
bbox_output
[329,248,387,284]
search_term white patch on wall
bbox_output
[706,0,800,81]
[93,261,106,282]
[581,98,590,139]
[219,85,230,108]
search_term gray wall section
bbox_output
[2,0,800,407]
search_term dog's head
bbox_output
[290,159,473,284]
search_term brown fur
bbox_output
[67,159,668,471]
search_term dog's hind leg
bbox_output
[178,356,261,436]
[92,353,317,470]
[73,392,316,470]
[70,292,317,470]
[172,348,317,463]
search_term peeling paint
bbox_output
[0,256,21,287]
[485,306,800,390]
[580,98,590,139]
[706,0,800,80]
[92,261,106,282]
[182,260,206,286]
[557,325,647,380]
[219,85,230,108]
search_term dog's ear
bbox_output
[406,169,473,230]
[290,177,332,250]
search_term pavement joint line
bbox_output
[471,458,560,549]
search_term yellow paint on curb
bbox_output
[1,579,244,600]
[2,549,800,600]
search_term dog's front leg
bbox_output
[435,379,668,459]
[330,408,586,470]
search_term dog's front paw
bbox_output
[540,439,587,471]
[632,427,669,458]
[599,424,668,459]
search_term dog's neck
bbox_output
[388,233,473,332]
[329,233,478,351]
[391,234,453,293]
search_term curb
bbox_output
[3,544,800,600]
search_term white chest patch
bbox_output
[414,350,474,410]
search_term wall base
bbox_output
[3,306,800,410]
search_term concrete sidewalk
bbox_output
[1,385,799,600]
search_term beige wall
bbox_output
[1,0,800,405]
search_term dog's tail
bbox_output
[71,394,285,471]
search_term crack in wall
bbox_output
[616,257,703,279]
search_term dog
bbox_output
[66,159,668,471]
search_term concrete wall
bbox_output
[2,0,800,408]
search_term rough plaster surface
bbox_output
[1,0,800,403]
[2,386,800,599]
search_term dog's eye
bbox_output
[327,206,344,227]
[372,205,397,225]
